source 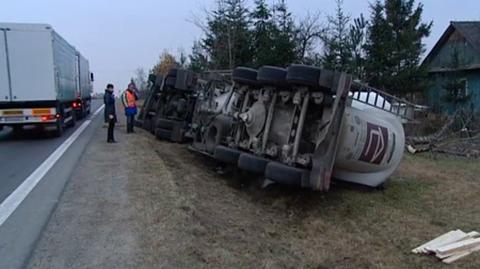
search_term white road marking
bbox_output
[0,104,105,226]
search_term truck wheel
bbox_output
[143,117,153,132]
[214,146,242,165]
[12,125,22,135]
[69,113,76,127]
[257,66,287,89]
[0,125,3,132]
[165,77,177,88]
[156,118,175,130]
[286,64,322,89]
[232,67,258,86]
[155,128,172,141]
[265,162,309,187]
[238,153,270,174]
[167,68,178,77]
[54,121,64,137]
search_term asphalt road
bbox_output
[0,99,103,203]
[0,98,106,269]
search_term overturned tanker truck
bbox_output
[190,65,416,191]
[138,69,199,142]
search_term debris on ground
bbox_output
[413,230,480,264]
[406,110,480,158]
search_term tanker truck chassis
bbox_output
[190,65,415,191]
[138,69,199,143]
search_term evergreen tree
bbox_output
[251,0,276,66]
[365,0,432,94]
[203,1,230,69]
[203,0,253,69]
[348,15,368,79]
[189,41,209,72]
[321,0,352,72]
[271,0,298,66]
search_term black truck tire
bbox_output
[143,117,153,132]
[156,118,175,130]
[232,67,258,86]
[167,68,178,77]
[54,120,64,137]
[165,77,177,88]
[238,153,270,174]
[286,64,322,89]
[257,66,288,88]
[155,128,173,141]
[214,146,242,165]
[265,162,309,187]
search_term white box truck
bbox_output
[0,22,93,136]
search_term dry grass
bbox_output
[126,129,480,269]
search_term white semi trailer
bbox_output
[0,23,93,136]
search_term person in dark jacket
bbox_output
[104,84,117,143]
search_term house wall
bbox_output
[427,71,480,114]
[426,29,480,114]
[427,30,480,70]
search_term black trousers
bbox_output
[126,115,135,132]
[107,117,115,142]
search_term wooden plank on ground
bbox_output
[443,244,480,264]
[412,230,466,254]
[435,238,480,257]
[429,231,480,255]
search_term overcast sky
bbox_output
[1,0,479,93]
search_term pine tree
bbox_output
[365,0,432,95]
[271,0,298,66]
[203,0,253,69]
[251,0,276,66]
[321,0,352,71]
[348,15,367,79]
[203,1,230,69]
[189,41,209,72]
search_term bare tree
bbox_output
[133,67,148,97]
[296,11,325,63]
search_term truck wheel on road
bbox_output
[67,113,76,128]
[12,125,22,135]
[54,121,64,137]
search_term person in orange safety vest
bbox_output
[121,82,139,133]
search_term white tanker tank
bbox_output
[333,101,405,187]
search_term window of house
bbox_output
[457,78,468,98]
